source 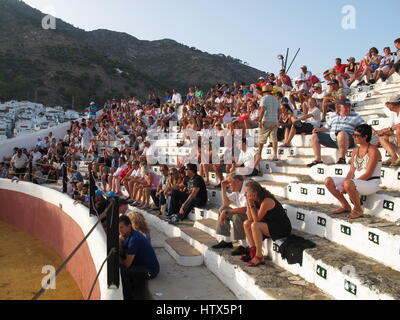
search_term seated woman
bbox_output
[345,57,359,80]
[359,48,382,84]
[184,87,195,106]
[111,157,128,194]
[324,124,382,219]
[281,98,321,147]
[374,47,394,82]
[247,102,260,129]
[243,181,292,267]
[163,168,184,216]
[179,106,189,131]
[277,104,293,143]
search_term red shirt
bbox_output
[334,64,348,74]
[256,80,267,89]
[279,75,292,88]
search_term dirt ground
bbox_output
[0,221,83,300]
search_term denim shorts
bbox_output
[316,131,355,149]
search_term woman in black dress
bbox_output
[243,181,292,267]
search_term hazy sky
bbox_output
[23,0,400,78]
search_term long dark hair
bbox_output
[246,181,275,202]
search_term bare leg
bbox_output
[285,125,297,145]
[243,220,255,248]
[343,180,363,217]
[336,131,350,159]
[311,133,322,162]
[251,222,270,258]
[324,177,351,211]
[379,136,398,159]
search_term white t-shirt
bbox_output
[31,151,42,165]
[215,97,223,104]
[80,128,93,147]
[172,93,182,104]
[237,148,256,168]
[299,71,312,81]
[389,110,400,127]
[293,83,307,92]
[11,153,28,169]
[306,107,322,129]
[113,163,128,177]
[312,90,326,100]
[130,168,141,178]
[227,181,248,208]
[250,109,259,121]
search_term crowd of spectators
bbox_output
[1,39,399,294]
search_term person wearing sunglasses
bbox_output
[324,124,382,219]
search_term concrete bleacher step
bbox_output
[192,200,400,273]
[269,230,400,300]
[286,155,335,166]
[142,210,331,300]
[193,216,400,300]
[280,199,400,272]
[286,182,400,222]
[263,172,312,184]
[309,163,400,190]
[164,237,203,267]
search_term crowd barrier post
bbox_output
[107,197,120,289]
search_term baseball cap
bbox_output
[107,191,117,197]
[258,76,265,80]
[347,57,355,62]
[338,99,352,107]
[95,190,103,196]
[301,65,307,69]
[313,83,322,88]
[386,94,400,104]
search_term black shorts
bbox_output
[15,168,26,178]
[295,122,314,134]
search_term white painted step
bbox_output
[190,202,400,273]
[142,210,331,300]
[193,217,400,300]
[281,201,400,272]
[164,237,203,267]
[268,230,400,300]
[287,182,400,222]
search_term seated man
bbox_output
[307,99,365,167]
[230,138,261,176]
[376,95,400,166]
[119,215,159,300]
[167,163,208,224]
[289,78,308,110]
[212,174,249,256]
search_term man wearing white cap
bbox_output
[377,95,400,166]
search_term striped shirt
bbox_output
[260,95,279,122]
[325,112,365,141]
